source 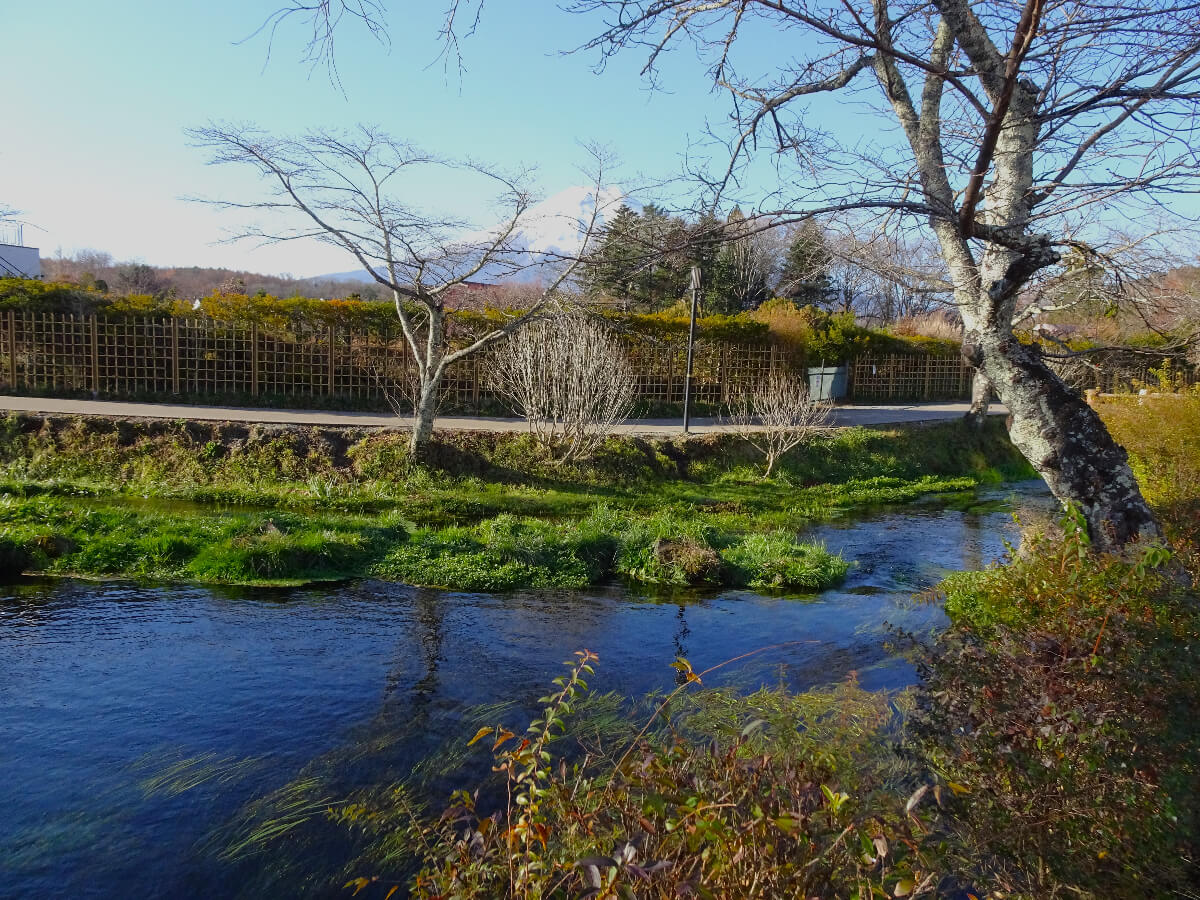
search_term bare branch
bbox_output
[189,122,610,452]
[249,1,389,90]
[727,368,832,478]
[488,311,636,462]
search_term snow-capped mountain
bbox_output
[318,185,628,285]
[507,184,627,260]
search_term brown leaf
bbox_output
[467,726,493,747]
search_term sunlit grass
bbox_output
[0,415,1032,587]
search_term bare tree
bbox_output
[261,1,1200,547]
[561,0,1200,549]
[728,370,832,477]
[247,0,389,88]
[190,124,607,454]
[489,311,637,462]
[114,263,167,296]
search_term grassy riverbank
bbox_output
[0,413,1030,588]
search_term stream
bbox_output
[0,481,1052,898]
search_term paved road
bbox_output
[0,395,1004,434]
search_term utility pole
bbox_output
[682,265,701,433]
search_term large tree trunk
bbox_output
[964,332,1160,551]
[409,378,439,457]
[964,369,992,428]
[407,305,447,459]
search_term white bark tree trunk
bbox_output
[965,370,991,427]
[410,379,440,456]
[891,14,1162,550]
[405,302,447,457]
[964,332,1158,550]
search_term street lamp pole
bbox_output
[682,265,701,434]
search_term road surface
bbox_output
[0,395,1004,434]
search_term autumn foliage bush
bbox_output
[923,390,1200,898]
[397,652,938,900]
[919,506,1199,898]
[1100,387,1200,583]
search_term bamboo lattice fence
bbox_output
[1045,350,1198,394]
[846,353,975,401]
[0,312,801,412]
[10,312,1178,411]
[845,350,1195,400]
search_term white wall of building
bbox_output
[0,244,41,278]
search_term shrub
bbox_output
[919,506,1198,897]
[1100,388,1200,583]
[727,368,832,477]
[489,313,637,462]
[398,652,935,900]
[940,504,1171,633]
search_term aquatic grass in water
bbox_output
[0,494,851,591]
[216,776,340,862]
[0,497,411,585]
[132,750,263,799]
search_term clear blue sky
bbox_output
[2,1,810,277]
[4,3,1190,278]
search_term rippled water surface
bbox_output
[0,482,1051,898]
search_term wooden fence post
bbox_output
[8,310,16,390]
[718,343,728,405]
[327,325,336,396]
[661,343,671,404]
[923,354,932,400]
[171,318,180,395]
[472,347,481,406]
[250,323,259,397]
[90,316,99,394]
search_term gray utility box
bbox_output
[807,365,848,401]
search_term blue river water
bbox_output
[0,482,1051,898]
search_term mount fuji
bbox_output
[318,185,628,285]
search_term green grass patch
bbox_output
[720,530,849,590]
[0,413,1031,588]
[0,497,410,586]
[373,507,848,592]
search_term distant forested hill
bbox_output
[42,251,379,300]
